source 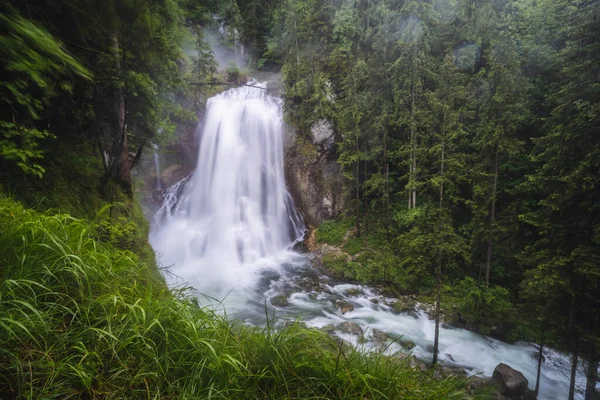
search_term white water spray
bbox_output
[150,83,304,297]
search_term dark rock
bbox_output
[492,363,529,397]
[520,389,537,400]
[344,288,364,297]
[336,300,354,314]
[397,338,416,350]
[270,295,289,308]
[369,297,379,304]
[372,329,388,344]
[296,276,322,292]
[292,237,308,252]
[337,321,363,336]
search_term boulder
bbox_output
[372,329,388,344]
[369,297,379,304]
[270,295,289,308]
[398,338,416,350]
[337,321,363,336]
[492,363,529,398]
[336,300,354,314]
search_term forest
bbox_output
[0,0,598,399]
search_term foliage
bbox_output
[315,217,354,246]
[0,12,90,177]
[455,277,514,334]
[0,196,465,399]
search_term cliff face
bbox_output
[283,119,345,227]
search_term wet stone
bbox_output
[337,321,363,336]
[398,338,416,350]
[372,329,388,344]
[336,299,354,314]
[270,295,289,307]
[344,288,364,297]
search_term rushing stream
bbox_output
[149,83,588,400]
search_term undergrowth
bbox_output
[0,196,464,399]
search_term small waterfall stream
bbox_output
[153,144,162,191]
[149,83,589,400]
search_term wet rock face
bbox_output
[283,122,345,227]
[492,363,529,398]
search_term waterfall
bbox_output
[150,83,304,295]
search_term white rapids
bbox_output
[149,82,591,400]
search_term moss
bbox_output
[322,253,351,279]
[315,218,353,246]
[342,235,363,255]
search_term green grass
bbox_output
[0,196,465,399]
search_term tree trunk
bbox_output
[384,129,390,242]
[432,117,446,366]
[485,148,499,286]
[410,79,417,209]
[569,335,580,400]
[585,346,598,400]
[101,32,131,196]
[355,136,361,237]
[535,327,545,397]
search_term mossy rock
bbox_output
[397,338,416,350]
[390,297,417,313]
[344,288,364,297]
[270,295,289,308]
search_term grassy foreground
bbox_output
[0,196,465,399]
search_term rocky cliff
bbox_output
[283,119,345,227]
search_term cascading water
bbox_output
[150,83,304,300]
[150,82,592,400]
[153,144,162,191]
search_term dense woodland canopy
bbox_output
[0,0,598,398]
[265,1,599,397]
